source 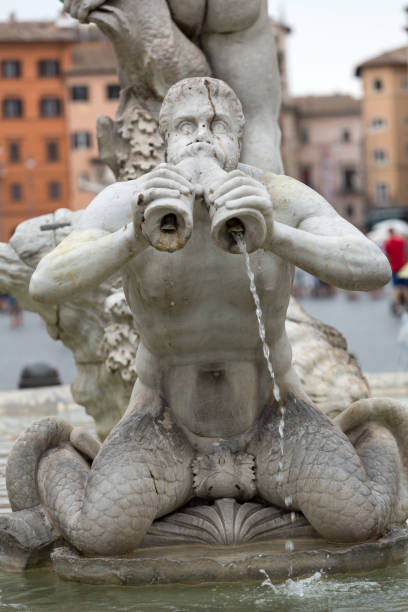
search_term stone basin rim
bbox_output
[50,528,408,586]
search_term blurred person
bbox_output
[384,228,408,315]
[6,295,22,328]
[0,294,8,312]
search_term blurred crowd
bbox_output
[292,220,408,314]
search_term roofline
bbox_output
[355,46,408,77]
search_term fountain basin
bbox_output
[51,529,408,586]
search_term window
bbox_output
[106,84,120,100]
[373,78,383,92]
[373,149,387,164]
[72,131,91,149]
[10,182,22,202]
[371,116,386,132]
[375,182,389,205]
[48,181,61,200]
[341,167,356,192]
[2,98,23,118]
[341,128,351,143]
[8,141,20,163]
[2,60,20,78]
[46,141,59,162]
[299,128,309,144]
[38,60,60,77]
[70,85,89,101]
[40,98,62,117]
[345,204,354,218]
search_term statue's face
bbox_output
[165,91,241,171]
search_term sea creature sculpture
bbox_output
[2,78,408,559]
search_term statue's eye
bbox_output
[212,120,227,134]
[178,121,194,135]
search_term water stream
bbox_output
[234,233,295,555]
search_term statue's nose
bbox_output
[195,123,211,141]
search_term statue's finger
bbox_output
[78,0,106,22]
[150,167,192,188]
[214,185,261,206]
[141,188,180,205]
[143,178,189,194]
[212,176,258,200]
[224,196,271,211]
[69,0,83,19]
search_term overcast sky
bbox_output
[1,0,407,98]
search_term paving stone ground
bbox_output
[0,310,76,390]
[300,288,404,374]
[0,288,405,391]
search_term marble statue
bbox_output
[61,0,283,179]
[3,77,408,563]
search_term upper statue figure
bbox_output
[5,78,406,559]
[61,0,283,173]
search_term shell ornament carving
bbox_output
[143,499,312,547]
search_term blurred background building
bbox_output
[283,94,365,228]
[0,19,76,240]
[356,43,408,227]
[0,10,408,239]
[66,40,118,211]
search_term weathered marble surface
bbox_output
[0,75,404,576]
[51,529,408,586]
[62,0,283,179]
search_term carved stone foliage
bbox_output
[99,291,139,383]
[143,498,312,547]
[97,88,165,181]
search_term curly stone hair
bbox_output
[159,77,245,142]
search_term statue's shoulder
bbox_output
[261,172,338,228]
[79,179,139,233]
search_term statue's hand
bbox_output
[61,0,106,23]
[131,163,194,246]
[209,170,274,247]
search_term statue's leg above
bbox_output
[4,387,194,556]
[200,1,283,173]
[250,396,401,542]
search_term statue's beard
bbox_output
[167,142,240,171]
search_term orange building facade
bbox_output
[356,46,408,221]
[0,21,78,241]
[65,41,118,211]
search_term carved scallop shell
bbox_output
[142,499,312,547]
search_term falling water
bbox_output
[234,233,295,557]
[234,234,280,403]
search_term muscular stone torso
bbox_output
[121,193,293,438]
[169,0,262,35]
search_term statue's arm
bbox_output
[266,176,391,291]
[29,183,143,304]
